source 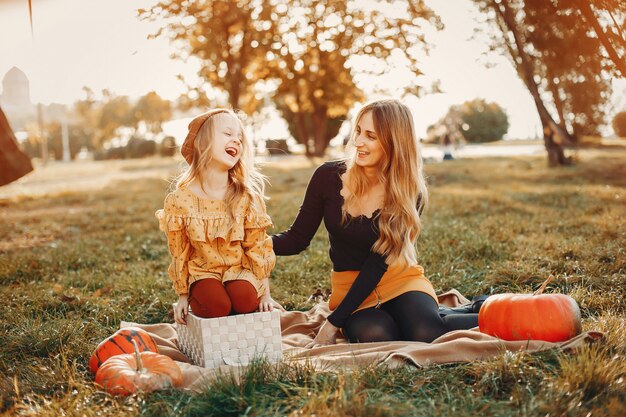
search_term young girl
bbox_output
[156,109,281,325]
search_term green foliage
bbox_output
[0,151,625,415]
[452,99,509,143]
[613,111,626,137]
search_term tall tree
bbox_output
[524,0,612,137]
[74,87,100,149]
[268,0,440,156]
[139,0,276,110]
[473,0,613,166]
[75,89,134,149]
[133,91,173,135]
[98,91,133,147]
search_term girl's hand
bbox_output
[306,320,339,348]
[258,293,286,312]
[174,295,189,325]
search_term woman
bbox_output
[272,99,478,346]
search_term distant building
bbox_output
[0,66,35,130]
[1,66,32,108]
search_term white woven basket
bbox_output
[175,305,282,368]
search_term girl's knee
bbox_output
[225,280,259,314]
[188,279,231,318]
[189,297,231,318]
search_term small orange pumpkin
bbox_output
[95,340,182,396]
[478,276,582,342]
[89,327,158,374]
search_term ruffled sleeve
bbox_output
[155,192,191,295]
[241,196,276,280]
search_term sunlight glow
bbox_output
[1,0,624,139]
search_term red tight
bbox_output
[188,279,259,318]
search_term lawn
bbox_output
[0,149,624,416]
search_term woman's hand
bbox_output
[174,295,189,325]
[258,293,286,312]
[306,320,340,348]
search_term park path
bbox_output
[421,142,544,159]
[0,158,180,201]
[0,156,318,201]
[0,142,547,200]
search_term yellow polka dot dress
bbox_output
[155,188,275,297]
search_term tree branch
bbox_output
[577,2,626,77]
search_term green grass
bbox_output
[0,150,625,416]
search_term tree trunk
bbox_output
[230,23,251,110]
[544,126,569,167]
[228,66,241,109]
[294,112,311,157]
[311,107,328,157]
[0,107,34,186]
[577,2,626,78]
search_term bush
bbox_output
[456,99,509,143]
[126,137,157,158]
[612,111,626,138]
[93,139,157,161]
[159,136,177,157]
[266,139,291,155]
[92,147,126,160]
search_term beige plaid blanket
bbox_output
[121,290,601,392]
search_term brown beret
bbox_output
[181,109,231,165]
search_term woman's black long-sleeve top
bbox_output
[271,161,388,327]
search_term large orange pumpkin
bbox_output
[478,276,582,342]
[89,327,158,374]
[95,340,182,396]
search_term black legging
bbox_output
[342,291,478,343]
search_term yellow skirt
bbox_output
[328,264,438,312]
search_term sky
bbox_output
[1,0,624,139]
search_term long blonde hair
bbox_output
[176,109,266,218]
[343,99,428,267]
